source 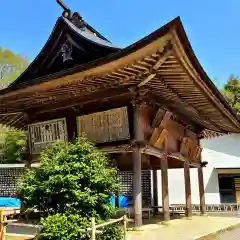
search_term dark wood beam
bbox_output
[27,86,133,113]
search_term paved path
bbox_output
[127,216,240,240]
[207,228,240,240]
[5,213,240,239]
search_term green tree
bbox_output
[0,48,28,162]
[4,128,27,163]
[221,74,240,114]
[0,47,28,87]
[19,138,122,239]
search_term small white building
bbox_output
[156,134,240,205]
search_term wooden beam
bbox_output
[137,50,173,88]
[137,73,156,87]
[100,141,164,159]
[28,86,132,114]
[0,112,23,116]
[151,108,166,128]
[142,144,164,158]
[100,144,137,154]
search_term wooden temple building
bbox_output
[1,0,240,227]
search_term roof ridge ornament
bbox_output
[56,0,85,28]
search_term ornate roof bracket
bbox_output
[57,0,85,29]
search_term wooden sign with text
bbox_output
[77,107,130,143]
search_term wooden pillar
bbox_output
[198,166,206,215]
[161,138,170,221]
[132,99,151,227]
[153,169,158,214]
[184,159,192,218]
[66,116,76,142]
[133,151,142,226]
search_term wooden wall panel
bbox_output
[77,107,130,143]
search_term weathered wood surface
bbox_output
[77,107,130,143]
[28,118,68,154]
[149,111,202,164]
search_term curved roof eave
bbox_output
[1,17,180,93]
[172,18,240,128]
[7,17,63,87]
[1,16,240,131]
[8,17,120,87]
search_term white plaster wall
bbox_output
[155,134,240,205]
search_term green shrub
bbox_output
[98,223,124,240]
[39,214,91,240]
[39,213,123,240]
[20,137,122,239]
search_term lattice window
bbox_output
[118,170,151,206]
[28,118,68,154]
[0,168,25,196]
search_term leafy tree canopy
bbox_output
[0,47,29,162]
[221,74,240,114]
[0,47,29,88]
[4,127,27,163]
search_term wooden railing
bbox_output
[168,204,240,214]
[0,211,128,240]
[89,215,128,240]
[0,208,19,240]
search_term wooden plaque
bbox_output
[77,107,130,143]
[28,118,68,154]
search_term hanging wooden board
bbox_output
[77,107,130,143]
[28,118,68,154]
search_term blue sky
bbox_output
[1,0,240,88]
